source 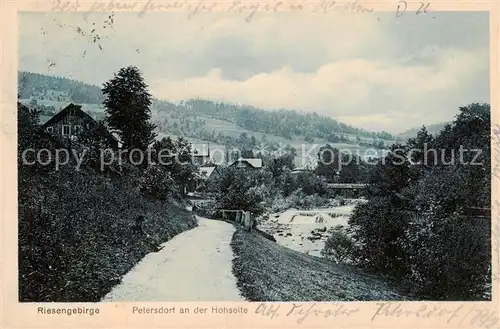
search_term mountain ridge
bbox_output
[397,122,451,140]
[17,70,398,143]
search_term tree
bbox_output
[349,102,491,299]
[326,134,340,143]
[321,226,354,264]
[276,168,298,197]
[152,136,197,194]
[398,164,490,299]
[241,149,255,158]
[102,66,157,152]
[296,171,327,196]
[365,144,419,199]
[18,102,40,155]
[74,120,117,172]
[139,165,175,200]
[250,135,257,147]
[269,151,295,179]
[406,126,434,165]
[213,167,265,214]
[349,196,410,277]
[315,144,339,181]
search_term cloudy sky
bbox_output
[19,11,489,133]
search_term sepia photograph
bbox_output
[16,9,492,305]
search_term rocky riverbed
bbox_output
[257,201,363,257]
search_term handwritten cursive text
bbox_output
[372,302,498,329]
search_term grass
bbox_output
[18,169,198,302]
[230,228,413,301]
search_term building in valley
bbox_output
[40,103,119,149]
[228,157,263,170]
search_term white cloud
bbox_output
[18,12,489,133]
[150,46,488,132]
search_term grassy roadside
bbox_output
[18,170,198,302]
[230,228,412,301]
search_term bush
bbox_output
[349,104,491,300]
[192,200,220,219]
[321,226,354,264]
[213,167,265,215]
[296,171,327,196]
[18,169,197,302]
[276,169,298,197]
[285,190,330,210]
[403,213,490,300]
[348,196,410,278]
[397,166,491,300]
[138,165,176,200]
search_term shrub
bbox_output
[348,196,410,278]
[138,165,175,200]
[18,169,197,302]
[321,226,354,264]
[349,104,491,300]
[397,166,491,300]
[296,171,328,196]
[276,169,298,197]
[403,213,490,300]
[213,167,265,215]
[284,190,329,210]
[192,200,220,219]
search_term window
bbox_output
[46,126,53,133]
[74,125,83,134]
[62,125,70,136]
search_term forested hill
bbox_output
[18,70,397,141]
[18,71,104,104]
[397,122,450,140]
[155,99,397,141]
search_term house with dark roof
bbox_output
[186,165,221,193]
[228,157,263,170]
[40,103,119,149]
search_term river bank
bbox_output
[256,199,366,257]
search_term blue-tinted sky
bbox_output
[19,11,489,133]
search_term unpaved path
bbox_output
[102,217,244,301]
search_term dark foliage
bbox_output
[18,169,196,302]
[315,144,370,183]
[103,66,157,151]
[348,103,491,300]
[321,226,355,264]
[213,167,266,215]
[17,96,197,302]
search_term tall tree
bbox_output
[102,66,157,152]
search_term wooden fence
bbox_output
[221,209,254,232]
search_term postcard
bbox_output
[1,0,499,328]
